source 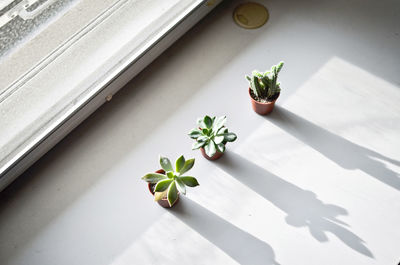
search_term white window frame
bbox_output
[0,0,222,191]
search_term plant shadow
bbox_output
[170,198,280,265]
[215,153,374,258]
[268,107,400,191]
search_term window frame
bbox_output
[0,0,222,191]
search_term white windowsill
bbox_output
[0,0,399,264]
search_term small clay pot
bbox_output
[200,147,224,160]
[148,169,179,208]
[249,87,279,115]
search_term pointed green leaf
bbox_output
[159,156,173,172]
[205,141,217,157]
[202,128,210,136]
[180,158,195,175]
[179,176,200,187]
[166,171,174,179]
[223,132,237,142]
[214,135,224,144]
[192,141,206,150]
[176,155,185,173]
[167,181,179,206]
[216,143,226,153]
[203,115,213,129]
[154,179,173,192]
[217,132,237,142]
[197,135,208,143]
[217,127,228,134]
[175,178,186,195]
[142,173,167,183]
[213,116,226,131]
[188,128,202,139]
[197,117,206,128]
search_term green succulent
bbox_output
[188,115,237,158]
[142,155,199,207]
[246,61,284,101]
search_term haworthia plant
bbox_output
[142,155,199,207]
[188,115,237,158]
[246,61,284,101]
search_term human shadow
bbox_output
[216,153,374,258]
[267,107,400,191]
[170,198,280,265]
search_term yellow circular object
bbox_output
[233,2,269,29]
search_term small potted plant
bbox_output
[142,155,199,208]
[246,61,284,115]
[189,115,237,160]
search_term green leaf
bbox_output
[179,158,195,175]
[217,127,228,134]
[175,178,186,195]
[245,75,251,81]
[222,132,237,142]
[166,171,174,179]
[159,156,173,172]
[217,132,237,142]
[167,181,179,206]
[154,179,173,192]
[197,117,206,128]
[188,128,202,139]
[192,141,206,150]
[176,155,185,173]
[202,128,210,136]
[205,141,217,157]
[197,135,208,143]
[216,143,226,153]
[179,176,200,187]
[142,173,167,183]
[213,116,226,131]
[213,135,224,144]
[203,115,213,129]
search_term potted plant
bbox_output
[246,61,284,115]
[189,115,237,160]
[142,155,199,208]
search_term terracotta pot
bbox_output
[249,87,279,115]
[148,169,179,208]
[200,147,224,160]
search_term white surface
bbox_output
[1,0,399,264]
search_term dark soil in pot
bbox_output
[249,88,279,115]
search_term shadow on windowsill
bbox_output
[215,152,374,258]
[267,106,400,191]
[170,198,280,265]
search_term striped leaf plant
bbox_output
[189,115,237,158]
